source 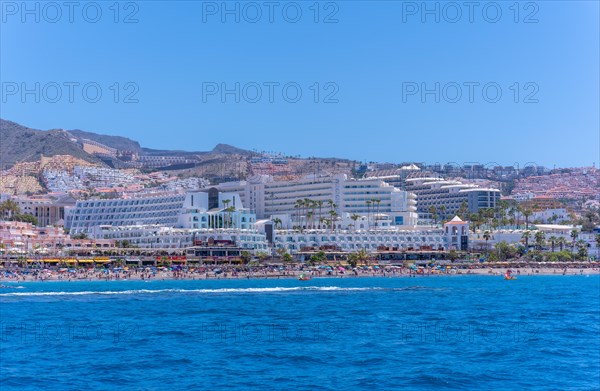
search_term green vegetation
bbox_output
[309,251,326,265]
[347,248,370,267]
[0,199,38,225]
[240,250,252,263]
[0,119,100,164]
[276,247,293,263]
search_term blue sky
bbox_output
[1,1,598,168]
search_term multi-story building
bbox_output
[215,174,418,226]
[93,225,269,252]
[13,195,76,227]
[0,220,114,253]
[66,192,187,235]
[401,177,500,219]
[138,155,198,168]
[273,227,446,253]
[66,187,260,235]
[176,188,256,230]
[70,188,269,253]
[365,174,501,219]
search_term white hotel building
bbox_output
[66,189,269,252]
[216,174,418,226]
[94,225,269,252]
[399,177,500,219]
[62,181,475,256]
[66,192,187,235]
[273,227,446,253]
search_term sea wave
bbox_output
[0,286,416,297]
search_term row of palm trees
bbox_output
[519,229,596,256]
[428,199,550,231]
[220,199,237,229]
[480,229,597,261]
[292,198,338,231]
[288,198,385,232]
[449,200,536,232]
[0,199,37,225]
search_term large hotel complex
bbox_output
[20,172,501,257]
[2,164,599,262]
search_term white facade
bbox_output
[216,174,418,226]
[94,225,268,252]
[469,226,599,258]
[402,177,500,218]
[67,189,258,235]
[530,208,570,224]
[176,191,256,230]
[67,192,187,234]
[75,189,268,252]
[273,227,446,253]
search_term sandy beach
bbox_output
[2,265,599,283]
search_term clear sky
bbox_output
[1,1,598,168]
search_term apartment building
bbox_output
[402,177,500,218]
[66,192,187,234]
[215,174,418,225]
[273,227,446,253]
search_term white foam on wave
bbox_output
[0,286,387,297]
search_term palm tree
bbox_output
[576,239,588,260]
[439,205,447,222]
[350,214,360,230]
[312,200,319,227]
[534,231,546,250]
[316,200,324,225]
[358,248,370,266]
[557,237,567,252]
[521,230,531,249]
[0,199,20,220]
[327,199,335,211]
[548,236,557,252]
[366,200,372,227]
[521,207,533,230]
[428,206,438,225]
[329,210,338,231]
[225,206,236,228]
[512,206,521,228]
[307,211,314,230]
[221,199,231,227]
[272,217,282,229]
[319,217,327,231]
[570,229,579,252]
[508,205,517,228]
[373,199,381,227]
[457,201,469,220]
[303,198,313,228]
[483,208,495,228]
[294,199,304,230]
[497,200,509,221]
[483,230,491,251]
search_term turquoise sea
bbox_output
[1,276,599,390]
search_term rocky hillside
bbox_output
[0,119,258,172]
[0,119,100,167]
[67,128,142,153]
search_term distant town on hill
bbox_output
[0,118,598,200]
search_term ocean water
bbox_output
[1,276,599,391]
